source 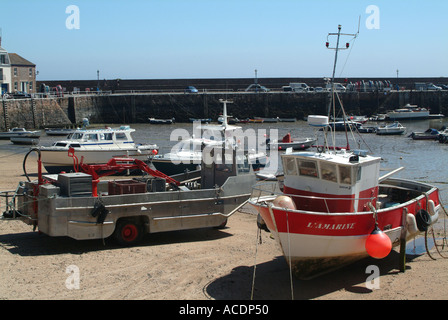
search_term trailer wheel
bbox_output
[113,220,143,246]
[215,218,228,229]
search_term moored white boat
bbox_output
[385,104,442,121]
[0,127,41,139]
[376,122,406,135]
[39,125,158,174]
[152,100,268,175]
[10,136,39,145]
[45,128,76,136]
[149,117,175,124]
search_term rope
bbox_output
[425,200,448,260]
[250,225,262,300]
[286,211,294,300]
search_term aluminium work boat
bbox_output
[1,145,256,245]
[248,25,443,279]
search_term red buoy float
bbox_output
[365,226,392,259]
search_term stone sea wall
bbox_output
[1,90,447,130]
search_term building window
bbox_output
[29,81,33,91]
[14,68,17,76]
[29,68,33,77]
[14,82,18,91]
[0,55,5,64]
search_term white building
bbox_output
[0,36,36,96]
[0,44,12,95]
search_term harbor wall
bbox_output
[38,77,448,92]
[1,90,447,130]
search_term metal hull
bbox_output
[18,174,256,241]
[151,158,201,176]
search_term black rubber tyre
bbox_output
[113,220,143,246]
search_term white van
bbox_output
[289,83,309,92]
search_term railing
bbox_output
[250,180,377,214]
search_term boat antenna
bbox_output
[326,24,359,117]
[325,24,359,151]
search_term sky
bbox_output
[0,0,447,80]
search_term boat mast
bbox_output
[325,24,359,150]
[328,25,342,118]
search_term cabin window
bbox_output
[356,166,361,182]
[69,143,81,148]
[116,132,127,140]
[339,165,352,184]
[298,160,318,178]
[54,142,67,147]
[320,162,337,182]
[284,157,297,175]
[70,133,83,140]
[84,134,98,141]
[100,133,113,140]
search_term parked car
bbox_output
[11,91,31,99]
[426,83,442,91]
[185,86,198,93]
[245,84,270,92]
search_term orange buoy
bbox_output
[365,226,392,259]
[273,195,296,210]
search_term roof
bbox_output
[8,53,35,67]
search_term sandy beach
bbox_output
[0,146,447,300]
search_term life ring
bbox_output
[415,209,431,232]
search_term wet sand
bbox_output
[0,146,447,300]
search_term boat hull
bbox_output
[40,147,157,174]
[151,158,201,176]
[250,178,441,279]
[17,173,256,241]
[269,139,316,151]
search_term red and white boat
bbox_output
[248,25,442,279]
[249,123,441,278]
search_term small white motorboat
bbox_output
[375,122,406,135]
[0,127,41,139]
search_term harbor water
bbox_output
[1,118,447,205]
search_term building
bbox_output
[9,53,36,94]
[0,38,36,96]
[0,45,11,95]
